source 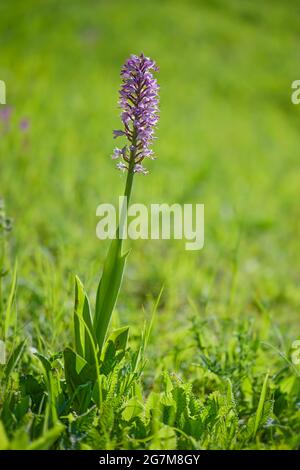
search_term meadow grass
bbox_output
[0,0,300,450]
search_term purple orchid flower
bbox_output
[112,53,159,174]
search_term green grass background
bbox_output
[1,0,300,449]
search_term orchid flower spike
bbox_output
[112,53,159,175]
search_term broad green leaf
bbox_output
[105,326,129,352]
[100,327,129,375]
[74,276,94,364]
[122,396,143,421]
[94,238,129,353]
[63,347,96,413]
[64,348,93,383]
[162,373,174,394]
[100,340,116,376]
[35,352,52,374]
[145,391,161,419]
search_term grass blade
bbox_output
[253,372,269,437]
[4,262,17,339]
[4,339,26,378]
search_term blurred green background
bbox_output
[1,0,300,350]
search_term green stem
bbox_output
[123,135,137,206]
[123,161,134,205]
[116,133,136,244]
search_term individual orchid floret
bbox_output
[112,146,127,160]
[113,129,126,138]
[116,161,128,172]
[133,163,148,174]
